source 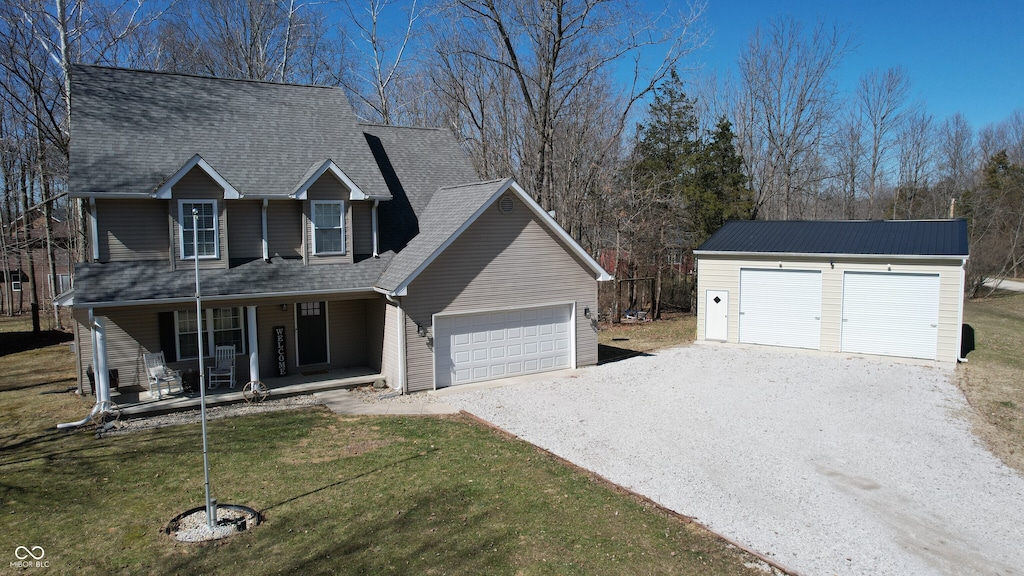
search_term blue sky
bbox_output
[689,0,1024,129]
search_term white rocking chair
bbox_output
[143,352,182,399]
[207,345,236,389]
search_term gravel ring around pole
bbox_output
[165,504,261,542]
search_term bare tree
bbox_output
[856,66,911,216]
[935,113,975,218]
[734,17,851,219]
[431,0,708,229]
[339,0,423,124]
[892,109,935,219]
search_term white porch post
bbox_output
[247,305,259,383]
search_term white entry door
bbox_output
[434,305,573,388]
[841,272,940,360]
[705,290,729,341]
[739,269,822,350]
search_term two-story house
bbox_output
[62,65,610,398]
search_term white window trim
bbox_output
[311,200,346,256]
[174,307,246,360]
[11,280,22,292]
[178,199,220,260]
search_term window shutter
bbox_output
[158,312,177,362]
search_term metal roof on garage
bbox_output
[695,219,969,257]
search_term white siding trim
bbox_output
[89,197,99,261]
[695,249,966,261]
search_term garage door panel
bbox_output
[740,269,822,350]
[436,305,573,388]
[842,272,939,360]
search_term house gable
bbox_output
[377,179,610,296]
[401,189,604,391]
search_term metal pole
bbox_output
[193,208,214,529]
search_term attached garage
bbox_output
[695,219,969,364]
[434,304,573,388]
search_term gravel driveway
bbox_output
[442,344,1024,576]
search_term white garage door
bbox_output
[434,305,573,388]
[739,269,822,349]
[841,272,940,360]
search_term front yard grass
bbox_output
[961,291,1024,474]
[0,315,773,575]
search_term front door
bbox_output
[705,290,729,341]
[295,301,328,366]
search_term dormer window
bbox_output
[312,200,345,255]
[180,200,219,259]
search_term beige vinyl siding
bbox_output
[303,174,353,265]
[365,298,385,372]
[73,308,90,389]
[227,200,263,260]
[327,299,367,367]
[695,255,965,363]
[74,306,165,389]
[95,199,169,262]
[171,167,228,270]
[380,300,400,387]
[352,201,373,256]
[267,200,302,259]
[402,194,600,392]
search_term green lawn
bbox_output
[0,316,773,575]
[961,291,1024,473]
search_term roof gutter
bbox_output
[77,286,379,309]
[693,250,969,261]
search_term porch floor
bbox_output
[116,366,383,417]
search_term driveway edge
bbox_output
[458,410,804,576]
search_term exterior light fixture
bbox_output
[584,306,592,319]
[417,324,427,337]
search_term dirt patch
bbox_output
[956,364,1024,474]
[284,423,402,464]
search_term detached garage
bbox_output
[694,220,969,364]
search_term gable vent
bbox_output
[498,196,515,214]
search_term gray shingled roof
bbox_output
[70,65,391,199]
[376,179,512,292]
[696,219,969,257]
[73,255,393,305]
[360,124,479,254]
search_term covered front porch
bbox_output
[72,292,392,415]
[116,365,383,416]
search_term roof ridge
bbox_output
[437,178,510,191]
[358,123,448,132]
[73,64,342,91]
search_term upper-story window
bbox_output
[180,200,219,259]
[311,200,345,255]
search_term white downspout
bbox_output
[89,197,99,262]
[957,257,968,362]
[371,200,380,258]
[385,293,406,394]
[261,199,269,261]
[246,305,259,382]
[58,310,110,429]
